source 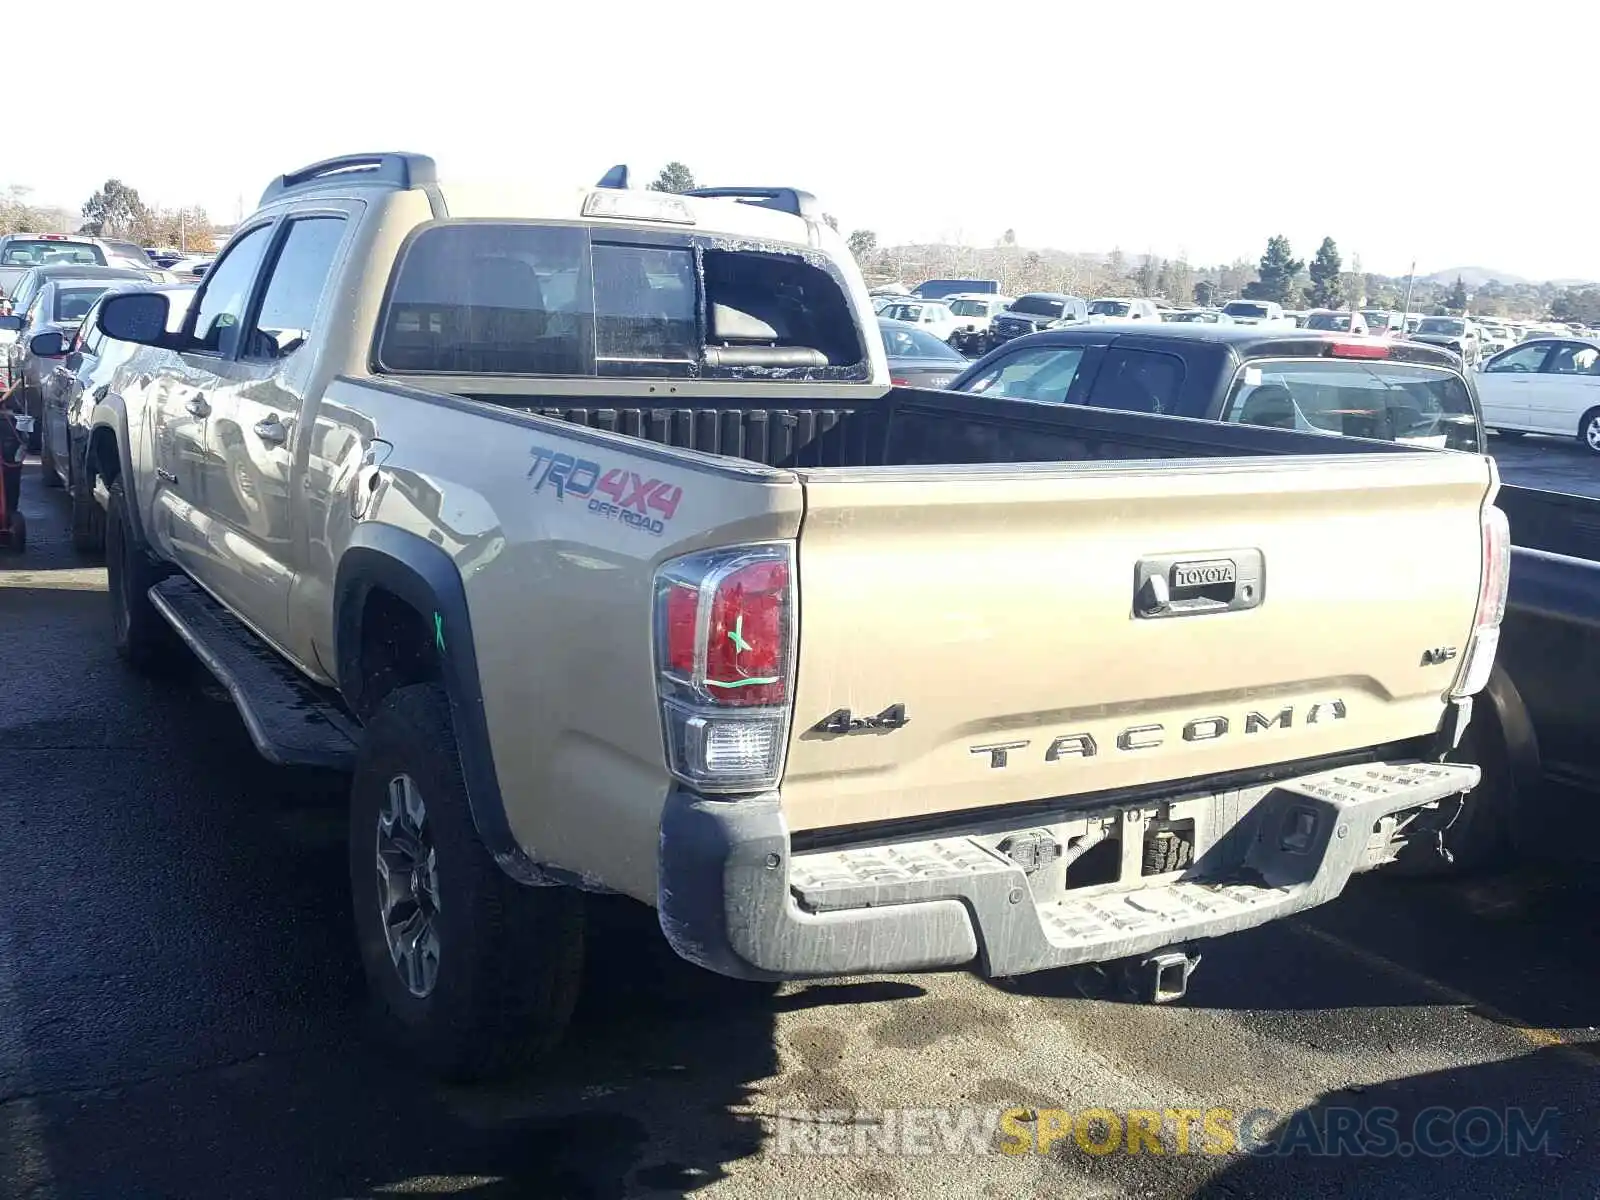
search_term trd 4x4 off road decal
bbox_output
[527,445,683,536]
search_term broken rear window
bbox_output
[375,222,867,381]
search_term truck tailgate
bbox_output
[782,452,1493,831]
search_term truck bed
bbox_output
[457,385,1418,470]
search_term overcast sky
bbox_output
[10,0,1593,280]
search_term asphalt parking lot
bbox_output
[3,438,1600,1200]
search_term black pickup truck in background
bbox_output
[1440,485,1600,871]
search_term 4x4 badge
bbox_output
[812,705,909,735]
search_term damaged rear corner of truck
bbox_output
[657,449,1508,986]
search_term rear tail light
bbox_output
[1451,503,1510,698]
[654,543,795,792]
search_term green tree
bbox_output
[1445,275,1469,313]
[1307,237,1344,308]
[80,179,147,237]
[646,162,696,194]
[1242,235,1304,305]
[1001,228,1016,246]
[846,229,878,260]
[1550,287,1600,325]
[1106,248,1126,281]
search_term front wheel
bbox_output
[105,478,179,671]
[349,682,586,1081]
[69,464,105,554]
[1580,410,1600,455]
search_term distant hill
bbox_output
[1424,266,1530,288]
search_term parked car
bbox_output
[879,317,967,387]
[1303,310,1370,335]
[1409,316,1481,366]
[83,149,1496,1075]
[1163,308,1234,324]
[1085,297,1162,323]
[943,293,1013,354]
[912,277,999,300]
[1360,310,1405,337]
[0,233,169,299]
[948,323,1482,451]
[0,264,159,451]
[986,292,1088,348]
[1219,300,1295,328]
[168,256,214,282]
[876,298,960,342]
[1477,337,1600,450]
[37,284,197,549]
[99,239,157,269]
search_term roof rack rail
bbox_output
[259,152,437,207]
[682,186,819,221]
[596,164,631,190]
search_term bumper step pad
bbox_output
[784,761,1480,976]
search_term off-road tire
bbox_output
[69,471,105,554]
[349,682,586,1081]
[1142,829,1192,875]
[105,478,179,671]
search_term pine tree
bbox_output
[1307,237,1344,308]
[1242,236,1304,305]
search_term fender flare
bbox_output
[333,524,568,888]
[87,395,145,546]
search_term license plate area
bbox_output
[974,796,1213,903]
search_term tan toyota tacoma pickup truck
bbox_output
[84,152,1507,1079]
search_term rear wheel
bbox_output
[1388,716,1511,877]
[349,682,586,1080]
[1580,409,1600,455]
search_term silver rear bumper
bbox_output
[657,759,1480,981]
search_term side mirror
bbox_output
[0,314,22,333]
[98,291,176,348]
[28,331,68,358]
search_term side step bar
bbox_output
[148,577,359,771]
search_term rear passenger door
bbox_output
[202,209,354,652]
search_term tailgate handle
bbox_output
[1134,550,1264,620]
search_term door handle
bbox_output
[254,415,288,446]
[1134,550,1265,620]
[186,393,210,418]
